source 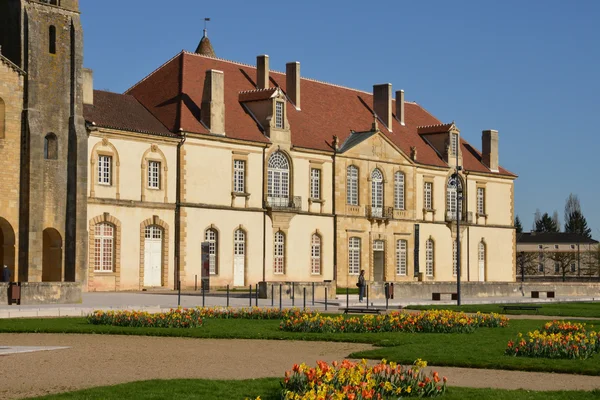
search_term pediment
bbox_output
[340,131,411,163]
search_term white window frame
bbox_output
[348,237,361,275]
[148,160,161,189]
[274,231,285,274]
[205,229,218,275]
[94,223,114,272]
[98,155,112,186]
[347,165,358,205]
[425,239,434,277]
[477,187,485,215]
[394,171,405,210]
[234,229,245,256]
[311,234,321,275]
[310,168,321,200]
[446,176,462,220]
[275,101,284,129]
[145,225,162,240]
[233,159,246,193]
[396,239,407,276]
[267,152,290,200]
[478,241,486,276]
[451,133,459,156]
[424,182,433,210]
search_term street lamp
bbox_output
[455,142,462,306]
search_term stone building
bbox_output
[0,2,517,294]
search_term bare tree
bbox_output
[548,251,579,282]
[533,209,542,231]
[552,210,561,232]
[516,251,540,278]
[564,193,581,225]
[582,246,600,279]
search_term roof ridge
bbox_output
[239,87,278,94]
[417,122,452,129]
[125,51,183,94]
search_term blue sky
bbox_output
[81,0,600,236]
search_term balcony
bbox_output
[445,211,474,223]
[267,196,302,211]
[366,205,393,220]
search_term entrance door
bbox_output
[478,242,486,282]
[373,240,385,282]
[144,226,162,287]
[42,228,62,282]
[233,229,245,287]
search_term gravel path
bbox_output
[1,334,600,399]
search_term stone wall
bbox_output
[1,282,82,305]
[258,280,336,300]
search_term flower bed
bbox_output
[279,359,447,399]
[506,321,600,359]
[280,310,508,334]
[88,308,203,328]
[195,307,312,320]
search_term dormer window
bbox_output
[451,133,459,156]
[275,101,284,129]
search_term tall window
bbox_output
[394,171,405,210]
[98,155,112,185]
[570,263,576,273]
[424,182,433,210]
[0,97,5,139]
[310,168,321,200]
[49,25,56,54]
[554,262,560,273]
[311,234,321,275]
[396,239,407,276]
[348,237,361,275]
[346,165,358,205]
[452,241,458,276]
[148,160,161,189]
[233,159,246,193]
[450,133,458,156]
[44,133,58,160]
[477,187,485,215]
[205,229,218,275]
[371,169,383,217]
[94,223,114,272]
[234,229,245,257]
[274,231,285,274]
[267,152,289,201]
[478,241,486,278]
[425,239,434,277]
[446,175,462,220]
[275,101,284,128]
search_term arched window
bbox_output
[94,223,114,272]
[0,97,5,139]
[274,231,285,274]
[348,237,361,275]
[311,234,321,275]
[371,169,383,217]
[396,239,407,276]
[49,25,56,54]
[346,165,358,205]
[478,241,486,282]
[44,133,58,160]
[394,171,405,210]
[267,152,290,203]
[205,228,218,275]
[425,239,434,277]
[446,175,463,220]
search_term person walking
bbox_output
[357,270,366,303]
[2,265,12,283]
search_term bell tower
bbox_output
[0,0,88,285]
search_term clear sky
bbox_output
[80,0,600,236]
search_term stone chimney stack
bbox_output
[201,69,225,135]
[395,90,405,126]
[286,61,301,109]
[482,129,499,172]
[83,68,94,105]
[257,55,269,89]
[373,83,393,131]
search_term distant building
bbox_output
[517,233,599,281]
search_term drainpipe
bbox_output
[175,130,187,289]
[262,146,266,282]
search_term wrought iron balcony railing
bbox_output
[267,196,302,211]
[366,205,393,220]
[445,211,474,223]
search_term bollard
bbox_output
[227,284,230,308]
[279,284,282,311]
[366,285,369,309]
[195,275,198,291]
[177,280,181,307]
[303,287,306,310]
[312,282,315,306]
[386,291,389,310]
[271,284,274,307]
[255,284,259,307]
[292,282,295,307]
[249,285,252,307]
[325,287,328,311]
[346,287,349,309]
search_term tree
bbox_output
[535,213,559,233]
[552,210,561,231]
[582,245,600,279]
[515,215,523,234]
[565,210,592,238]
[533,209,542,231]
[548,250,579,282]
[516,251,539,279]
[564,193,581,225]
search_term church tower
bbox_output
[0,0,88,285]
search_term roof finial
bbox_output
[203,17,210,37]
[195,18,216,57]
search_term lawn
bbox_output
[30,379,600,400]
[3,316,600,375]
[406,302,600,318]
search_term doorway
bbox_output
[42,228,63,282]
[373,240,385,282]
[144,225,163,287]
[233,229,245,287]
[0,218,16,281]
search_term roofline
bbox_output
[125,51,183,94]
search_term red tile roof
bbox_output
[124,51,515,177]
[239,87,279,102]
[83,90,175,137]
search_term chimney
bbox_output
[201,69,225,135]
[286,61,300,109]
[373,83,392,131]
[83,68,94,105]
[257,55,269,89]
[482,129,499,172]
[395,90,405,126]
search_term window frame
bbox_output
[97,155,112,186]
[394,171,405,210]
[147,160,161,190]
[396,239,407,276]
[346,165,359,206]
[450,133,459,156]
[310,234,321,275]
[477,187,486,215]
[274,231,285,275]
[233,159,246,194]
[424,181,433,210]
[348,237,361,275]
[44,133,58,160]
[94,223,114,273]
[267,152,290,200]
[275,101,284,129]
[310,168,321,200]
[205,228,218,275]
[425,239,434,277]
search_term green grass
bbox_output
[406,302,600,318]
[30,379,600,400]
[3,317,600,375]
